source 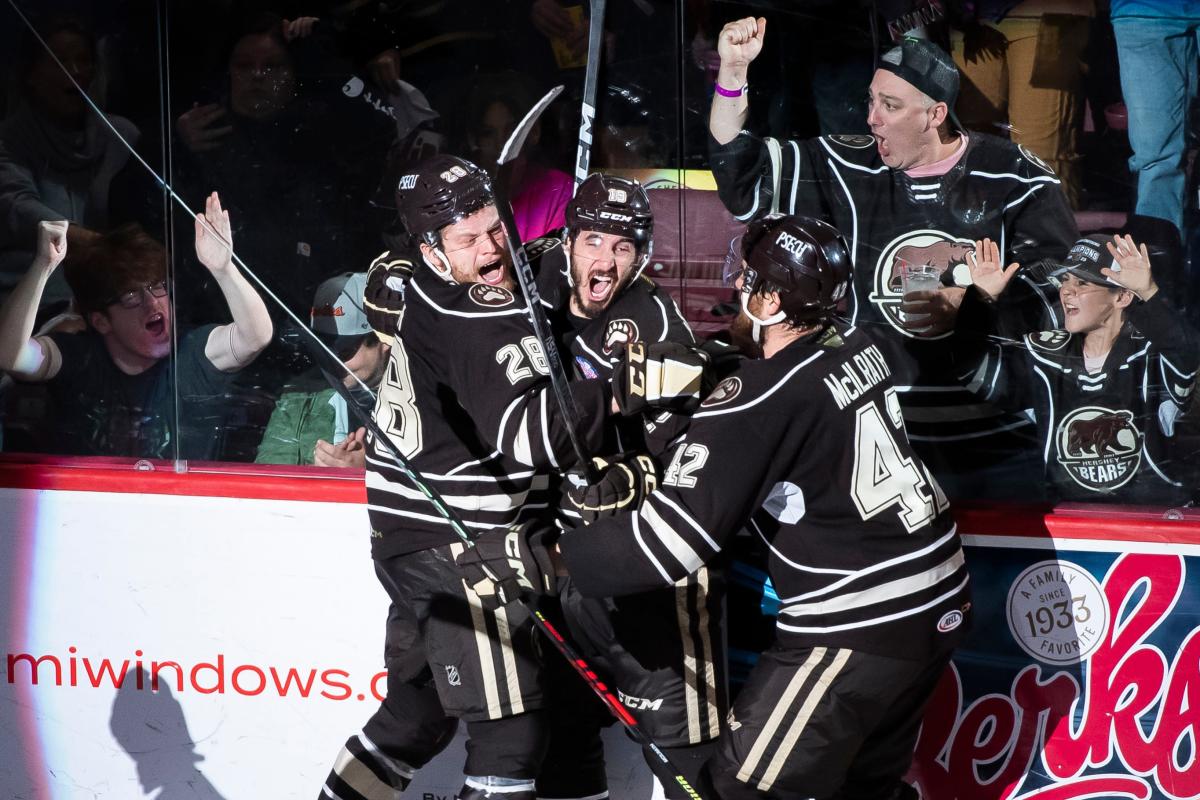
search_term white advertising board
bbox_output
[0,487,652,798]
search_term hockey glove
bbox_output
[364,253,414,346]
[564,453,660,524]
[455,522,559,610]
[613,340,708,417]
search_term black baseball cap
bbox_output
[1053,235,1122,286]
[877,37,964,131]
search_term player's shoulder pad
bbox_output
[1024,329,1073,354]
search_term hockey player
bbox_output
[530,173,725,800]
[540,172,698,452]
[959,233,1199,504]
[318,154,614,800]
[708,19,1079,498]
[458,214,971,800]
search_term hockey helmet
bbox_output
[396,155,494,245]
[738,214,852,325]
[565,173,653,252]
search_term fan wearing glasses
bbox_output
[0,191,273,458]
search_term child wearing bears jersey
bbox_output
[960,233,1198,504]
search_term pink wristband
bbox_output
[714,82,747,98]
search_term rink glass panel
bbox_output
[0,0,1195,508]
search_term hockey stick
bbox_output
[492,85,600,482]
[8,4,698,791]
[310,351,704,800]
[574,0,607,191]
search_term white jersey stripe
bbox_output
[366,470,549,512]
[410,278,527,318]
[539,390,559,470]
[779,549,966,616]
[640,502,705,573]
[776,575,970,634]
[647,492,720,552]
[775,527,960,602]
[693,351,825,418]
[513,407,534,466]
[631,514,674,584]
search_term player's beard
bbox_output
[569,261,631,319]
[728,300,764,359]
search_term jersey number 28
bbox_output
[850,389,947,533]
[375,339,423,458]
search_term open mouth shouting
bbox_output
[585,268,618,306]
[145,311,167,338]
[477,259,506,286]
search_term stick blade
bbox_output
[498,85,565,166]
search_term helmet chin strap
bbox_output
[563,241,575,288]
[630,241,653,283]
[740,290,786,345]
[423,248,455,283]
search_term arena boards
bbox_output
[0,461,1196,799]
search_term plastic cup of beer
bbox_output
[900,262,940,330]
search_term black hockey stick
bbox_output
[8,4,698,792]
[310,353,704,800]
[574,0,607,191]
[491,85,601,481]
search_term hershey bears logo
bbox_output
[830,134,876,149]
[468,283,515,308]
[1055,406,1142,492]
[1028,330,1071,352]
[701,377,743,407]
[870,230,976,340]
[602,319,639,356]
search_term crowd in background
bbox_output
[0,0,1197,508]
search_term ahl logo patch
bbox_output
[937,610,963,633]
[1055,406,1142,492]
[830,134,876,149]
[602,319,639,356]
[468,283,515,308]
[870,230,976,340]
[701,376,742,407]
[1028,330,1071,352]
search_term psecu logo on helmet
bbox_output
[869,230,976,340]
[1054,406,1143,492]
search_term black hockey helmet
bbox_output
[738,214,852,325]
[565,173,653,252]
[396,155,494,246]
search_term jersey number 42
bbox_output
[851,388,948,533]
